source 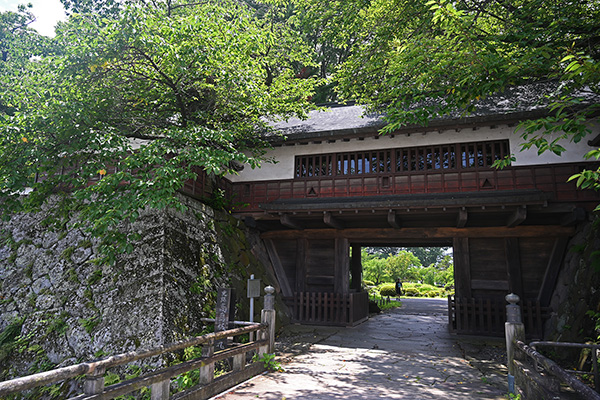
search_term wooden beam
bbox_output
[453,237,472,298]
[456,209,468,228]
[537,237,570,307]
[507,207,527,227]
[296,238,307,293]
[263,239,293,297]
[324,212,345,230]
[261,225,576,240]
[280,214,304,230]
[505,238,523,298]
[387,211,401,229]
[334,238,350,294]
[561,207,586,226]
[350,245,362,291]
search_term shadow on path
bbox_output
[215,298,507,399]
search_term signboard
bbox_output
[247,278,261,298]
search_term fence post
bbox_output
[200,338,215,385]
[261,286,276,354]
[505,293,525,395]
[150,380,170,400]
[83,366,106,395]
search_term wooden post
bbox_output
[261,286,276,354]
[505,293,525,395]
[334,238,350,294]
[233,353,245,372]
[83,366,105,396]
[200,338,215,385]
[453,238,472,298]
[151,380,170,400]
[350,245,362,291]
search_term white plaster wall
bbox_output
[228,124,599,182]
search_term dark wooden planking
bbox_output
[453,238,472,298]
[261,226,576,240]
[505,238,523,298]
[296,238,307,293]
[469,238,507,281]
[519,238,555,300]
[538,237,570,307]
[471,279,509,291]
[264,239,293,297]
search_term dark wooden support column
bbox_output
[324,212,345,229]
[387,211,401,229]
[350,244,362,291]
[456,209,468,228]
[538,237,569,307]
[507,207,527,227]
[505,238,523,299]
[334,238,350,294]
[281,214,304,230]
[453,237,472,298]
[296,238,307,294]
[264,239,293,297]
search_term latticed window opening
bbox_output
[294,140,509,178]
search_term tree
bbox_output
[385,250,422,282]
[0,4,51,116]
[400,247,448,267]
[0,0,317,263]
[293,0,600,193]
[361,249,389,284]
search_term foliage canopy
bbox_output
[0,0,317,262]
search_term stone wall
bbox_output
[0,195,282,395]
[545,217,600,343]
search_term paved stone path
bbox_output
[215,298,507,399]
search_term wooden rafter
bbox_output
[507,207,527,227]
[456,209,468,228]
[387,210,401,229]
[324,212,345,229]
[280,214,303,230]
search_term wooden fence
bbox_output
[286,291,369,326]
[448,295,550,338]
[0,302,276,400]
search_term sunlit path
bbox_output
[215,298,506,400]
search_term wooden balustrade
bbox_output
[0,312,276,400]
[285,291,369,326]
[226,162,599,212]
[448,295,549,338]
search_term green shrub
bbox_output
[379,283,396,297]
[363,279,375,286]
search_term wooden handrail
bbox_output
[68,340,268,400]
[515,340,600,400]
[0,323,265,397]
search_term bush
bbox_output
[363,279,375,286]
[402,282,445,298]
[379,283,396,297]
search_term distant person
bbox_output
[395,279,403,298]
